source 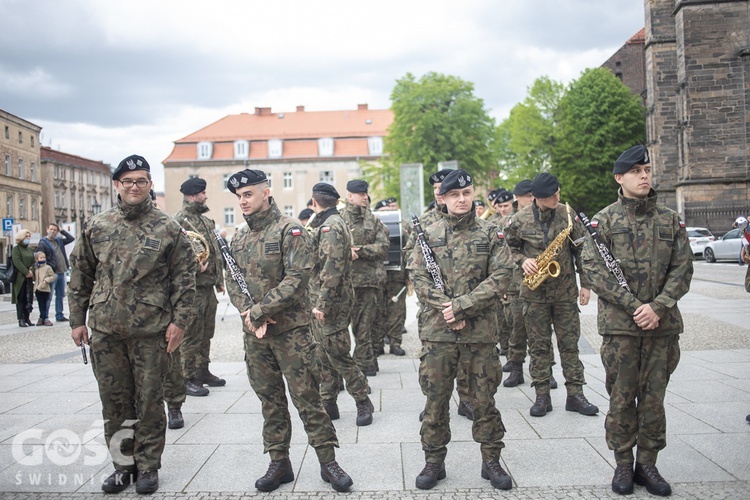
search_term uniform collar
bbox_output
[311,206,338,228]
[117,195,153,221]
[243,197,281,231]
[183,199,210,215]
[440,205,477,230]
[618,188,658,215]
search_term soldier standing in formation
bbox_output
[504,173,599,417]
[583,145,693,496]
[308,182,375,426]
[225,169,352,493]
[69,155,197,494]
[340,180,390,376]
[408,169,514,491]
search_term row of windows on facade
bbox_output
[3,155,110,187]
[4,155,37,182]
[4,194,39,221]
[53,191,104,211]
[185,170,334,191]
[53,164,109,186]
[220,205,297,226]
[196,137,384,160]
[3,126,35,148]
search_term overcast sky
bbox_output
[1,0,645,191]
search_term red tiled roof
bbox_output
[40,146,111,173]
[627,28,646,44]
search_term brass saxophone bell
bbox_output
[547,261,560,278]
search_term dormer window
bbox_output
[268,139,283,159]
[318,138,334,157]
[368,136,383,156]
[197,141,213,160]
[234,140,249,159]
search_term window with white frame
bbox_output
[61,167,66,180]
[30,135,34,148]
[7,194,13,217]
[54,192,59,209]
[18,131,22,144]
[224,207,235,226]
[54,165,58,179]
[197,141,213,160]
[222,174,230,191]
[70,192,75,210]
[79,193,83,210]
[283,205,294,218]
[319,171,334,184]
[4,155,9,176]
[234,140,249,159]
[19,196,25,219]
[268,139,283,159]
[30,162,36,181]
[18,159,24,179]
[282,172,293,189]
[368,136,383,156]
[31,197,37,220]
[318,138,334,157]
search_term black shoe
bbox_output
[338,376,345,392]
[376,346,385,356]
[323,400,340,420]
[255,458,294,492]
[390,345,406,356]
[502,360,514,373]
[320,460,353,492]
[481,460,512,490]
[634,463,672,496]
[415,462,446,490]
[56,316,69,322]
[18,320,28,327]
[364,365,377,377]
[167,407,184,429]
[611,462,634,495]
[374,359,380,372]
[503,364,524,387]
[194,366,226,387]
[356,397,374,426]
[550,375,558,389]
[135,470,159,494]
[101,469,134,493]
[530,394,552,417]
[186,379,209,397]
[565,394,599,416]
[746,414,750,423]
[457,401,475,421]
[419,410,425,422]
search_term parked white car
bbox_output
[686,227,715,256]
[702,228,744,263]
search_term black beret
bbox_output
[426,200,436,211]
[387,197,397,204]
[474,200,485,207]
[494,190,513,204]
[227,169,268,194]
[312,182,340,199]
[531,173,560,199]
[346,180,368,193]
[438,169,473,195]
[298,208,314,220]
[512,180,533,196]
[375,199,389,210]
[614,145,650,174]
[180,177,207,195]
[487,189,499,202]
[429,168,454,185]
[113,154,150,181]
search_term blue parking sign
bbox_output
[2,218,13,232]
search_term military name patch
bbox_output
[144,237,161,251]
[290,227,302,237]
[476,242,490,253]
[265,242,280,254]
[322,226,331,233]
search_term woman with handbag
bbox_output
[11,228,36,327]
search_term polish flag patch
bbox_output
[591,219,599,229]
[290,228,302,237]
[679,220,686,228]
[496,231,505,240]
[322,226,331,233]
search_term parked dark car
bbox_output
[0,264,10,295]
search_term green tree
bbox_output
[551,67,646,215]
[366,72,497,204]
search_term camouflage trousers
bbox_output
[351,286,378,371]
[601,334,680,466]
[311,320,370,404]
[162,348,186,408]
[419,341,505,463]
[524,300,585,395]
[497,300,511,352]
[91,331,168,471]
[506,295,554,367]
[382,279,406,348]
[180,286,218,377]
[244,325,338,463]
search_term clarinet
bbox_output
[411,213,447,294]
[578,212,632,295]
[212,230,256,304]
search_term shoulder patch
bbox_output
[679,220,686,228]
[591,219,599,229]
[322,226,331,233]
[290,227,303,237]
[496,230,504,240]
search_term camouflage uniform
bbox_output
[340,202,390,371]
[378,220,411,352]
[308,206,370,404]
[504,202,591,396]
[582,189,693,466]
[226,199,338,463]
[68,196,197,471]
[407,208,513,463]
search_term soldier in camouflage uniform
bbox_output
[69,155,197,494]
[504,173,599,418]
[582,146,693,496]
[340,180,390,376]
[409,169,515,491]
[225,169,352,493]
[308,182,375,426]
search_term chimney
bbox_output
[254,107,272,116]
[296,105,305,112]
[357,104,368,111]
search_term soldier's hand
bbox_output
[255,319,276,339]
[312,307,325,321]
[217,284,225,294]
[522,258,538,276]
[449,320,466,330]
[441,302,456,323]
[71,326,89,347]
[633,304,660,330]
[165,323,185,353]
[579,288,591,306]
[199,258,209,273]
[351,248,360,260]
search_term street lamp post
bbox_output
[92,200,101,215]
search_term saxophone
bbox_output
[522,203,573,290]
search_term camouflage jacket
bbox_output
[404,206,442,254]
[340,202,389,288]
[309,207,354,334]
[407,208,514,343]
[227,199,311,336]
[68,196,197,337]
[582,189,693,337]
[494,212,523,296]
[505,201,591,302]
[174,200,224,289]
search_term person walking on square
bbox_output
[583,145,693,496]
[37,223,75,322]
[32,251,55,326]
[225,169,353,493]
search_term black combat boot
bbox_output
[565,394,599,416]
[364,364,377,377]
[634,463,672,496]
[101,469,134,493]
[481,460,513,490]
[503,363,524,387]
[418,410,424,422]
[502,360,514,373]
[457,401,475,421]
[550,374,558,389]
[390,344,406,356]
[323,400,340,420]
[167,406,184,429]
[194,366,226,387]
[415,462,446,490]
[186,379,209,397]
[255,458,294,492]
[320,461,353,492]
[135,470,158,494]
[355,397,374,426]
[530,394,552,417]
[611,462,634,495]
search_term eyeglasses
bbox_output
[119,179,150,188]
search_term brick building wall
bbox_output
[601,29,647,101]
